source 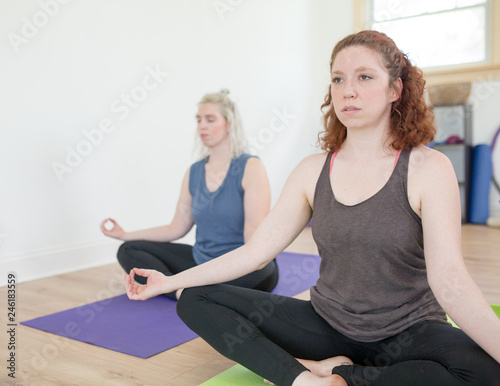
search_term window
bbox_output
[369,0,489,69]
[354,0,500,85]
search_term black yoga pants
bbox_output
[117,240,279,298]
[177,284,500,386]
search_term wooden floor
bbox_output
[2,224,500,385]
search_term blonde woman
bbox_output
[101,89,278,299]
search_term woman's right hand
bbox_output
[100,218,126,240]
[126,268,170,300]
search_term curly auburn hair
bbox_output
[319,30,435,152]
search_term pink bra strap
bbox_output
[329,149,402,175]
[329,152,337,174]
[393,149,402,169]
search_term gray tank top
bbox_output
[310,149,447,342]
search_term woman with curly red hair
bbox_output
[125,31,500,385]
[319,30,435,153]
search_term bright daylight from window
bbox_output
[369,0,488,69]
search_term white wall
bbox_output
[2,1,498,287]
[0,0,353,285]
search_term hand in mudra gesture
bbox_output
[100,218,125,240]
[125,268,169,300]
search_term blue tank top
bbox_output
[189,154,254,265]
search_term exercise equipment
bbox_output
[469,144,492,224]
[21,252,321,358]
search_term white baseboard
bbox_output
[0,239,123,287]
[488,205,500,227]
[489,202,500,220]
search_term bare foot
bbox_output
[264,356,352,385]
[292,371,348,386]
[297,356,353,377]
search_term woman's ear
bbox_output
[390,78,403,103]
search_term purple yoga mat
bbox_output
[272,251,320,296]
[21,251,320,358]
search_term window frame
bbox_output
[353,0,500,86]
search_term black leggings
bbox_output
[177,284,500,386]
[117,240,279,298]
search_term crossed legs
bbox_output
[177,284,500,386]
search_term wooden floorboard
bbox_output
[1,224,499,385]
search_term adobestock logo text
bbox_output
[8,0,73,54]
